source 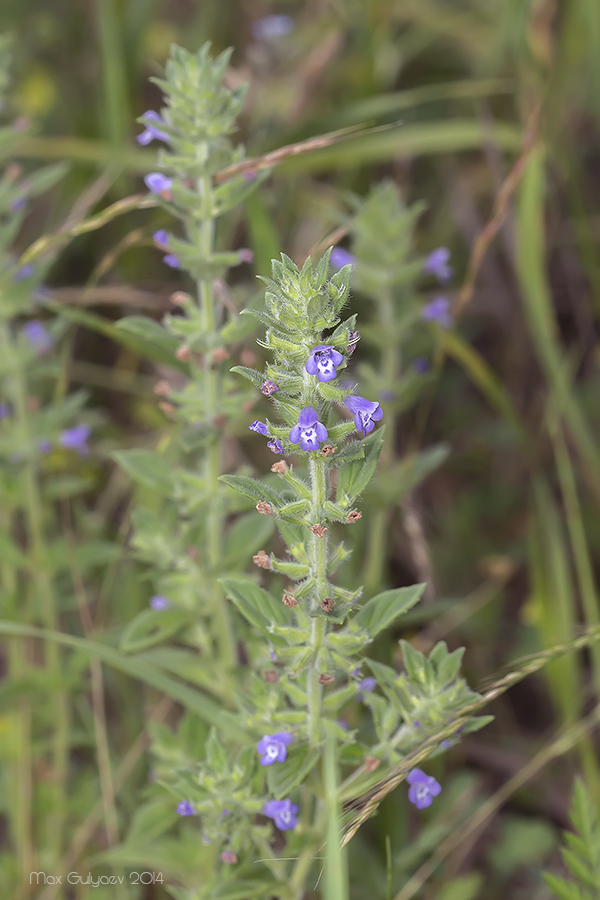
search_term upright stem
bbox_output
[307,455,328,745]
[195,173,235,668]
[0,323,69,859]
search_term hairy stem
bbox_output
[194,172,235,668]
[307,455,328,746]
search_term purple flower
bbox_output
[268,439,284,454]
[176,800,195,817]
[357,677,376,700]
[150,595,171,611]
[0,402,10,419]
[136,110,169,146]
[344,395,383,435]
[289,407,328,452]
[257,732,294,766]
[59,424,91,456]
[305,345,344,383]
[407,769,442,809]
[269,648,277,661]
[38,439,52,454]
[337,719,349,731]
[252,14,295,40]
[413,357,430,373]
[351,666,361,677]
[153,229,169,246]
[23,320,53,355]
[262,798,299,831]
[144,172,173,194]
[330,247,355,269]
[238,248,254,264]
[261,380,279,396]
[424,247,452,283]
[249,420,269,436]
[421,297,453,329]
[14,264,34,283]
[11,197,27,211]
[163,254,180,268]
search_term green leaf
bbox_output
[219,474,283,508]
[220,575,291,631]
[355,584,425,638]
[115,316,182,365]
[223,512,276,567]
[336,426,385,505]
[119,609,192,653]
[230,365,265,390]
[266,744,320,799]
[113,449,174,495]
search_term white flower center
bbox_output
[279,809,291,823]
[266,744,279,759]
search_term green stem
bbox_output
[307,456,328,746]
[0,323,69,858]
[195,173,235,668]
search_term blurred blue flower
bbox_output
[262,798,298,831]
[11,197,27,212]
[413,356,430,373]
[163,254,180,268]
[357,676,376,699]
[136,110,169,146]
[249,420,269,436]
[144,173,173,194]
[0,402,11,419]
[38,439,52,454]
[150,595,171,611]
[252,15,294,40]
[23,320,53,355]
[59,424,91,456]
[152,229,169,246]
[330,247,355,269]
[14,264,34,283]
[424,247,452,283]
[257,732,293,766]
[407,768,441,809]
[421,297,453,329]
[176,801,195,816]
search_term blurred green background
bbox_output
[2,0,600,898]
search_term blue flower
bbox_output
[262,798,299,831]
[330,247,355,269]
[424,247,452,283]
[13,264,34,283]
[144,172,173,194]
[249,420,269,436]
[152,229,169,247]
[357,677,376,700]
[176,800,195,817]
[289,407,328,452]
[0,402,10,419]
[344,395,383,435]
[252,14,294,40]
[268,439,284,454]
[150,595,171,611]
[11,197,27,212]
[257,732,294,766]
[59,424,91,456]
[38,439,52,454]
[421,297,453,329]
[136,110,169,146]
[406,768,441,809]
[413,357,430,373]
[306,345,344,383]
[163,254,180,268]
[22,320,53,355]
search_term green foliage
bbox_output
[544,779,600,900]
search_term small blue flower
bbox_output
[162,254,180,268]
[23,320,53,355]
[424,247,453,283]
[152,229,169,246]
[306,344,344,383]
[257,732,294,766]
[289,407,328,452]
[268,439,284,454]
[406,768,442,809]
[421,297,453,329]
[269,648,277,661]
[252,14,294,40]
[330,247,355,269]
[357,677,376,700]
[144,172,173,194]
[344,395,383,435]
[11,197,27,212]
[413,357,430,373]
[262,798,299,831]
[177,800,195,817]
[13,264,34,283]
[136,110,169,146]
[150,595,171,611]
[59,424,91,456]
[38,439,52,454]
[249,420,269,436]
[0,402,10,419]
